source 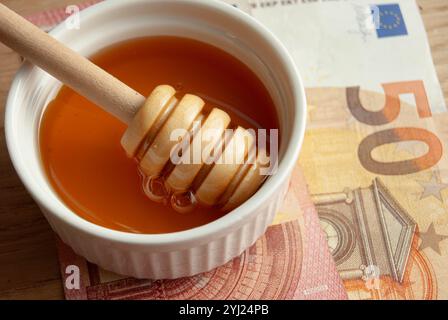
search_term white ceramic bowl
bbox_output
[5,0,306,279]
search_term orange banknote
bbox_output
[302,85,448,300]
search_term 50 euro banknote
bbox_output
[228,0,448,299]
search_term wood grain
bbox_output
[0,0,447,300]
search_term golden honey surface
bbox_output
[39,36,279,234]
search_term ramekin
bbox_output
[5,0,306,279]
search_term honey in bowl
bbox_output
[39,36,279,234]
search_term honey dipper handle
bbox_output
[0,4,145,124]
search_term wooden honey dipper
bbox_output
[0,4,270,212]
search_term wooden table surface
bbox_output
[1,0,447,300]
